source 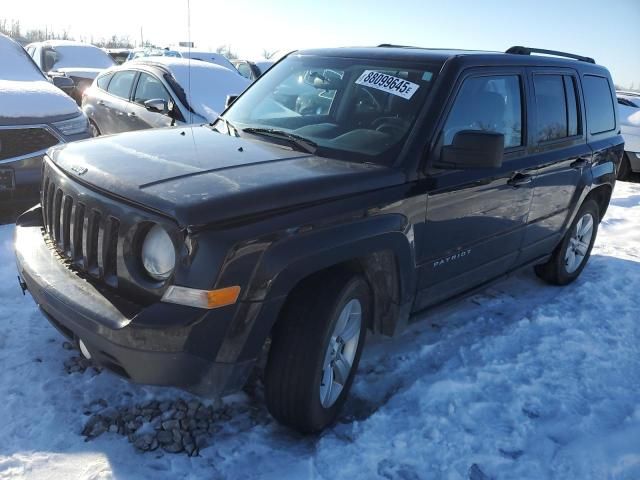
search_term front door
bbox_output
[126,72,175,131]
[415,70,535,310]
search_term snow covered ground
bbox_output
[0,180,639,480]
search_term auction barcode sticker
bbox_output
[355,70,420,100]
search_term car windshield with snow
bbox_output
[14,45,623,434]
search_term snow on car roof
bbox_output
[0,34,80,119]
[131,57,249,122]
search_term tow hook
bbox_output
[17,275,27,295]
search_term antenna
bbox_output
[187,0,192,124]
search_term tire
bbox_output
[264,269,370,433]
[89,120,100,137]
[534,200,600,285]
[618,153,631,181]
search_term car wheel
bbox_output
[89,121,101,137]
[534,200,599,285]
[617,152,631,181]
[264,269,370,433]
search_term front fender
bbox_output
[246,213,416,306]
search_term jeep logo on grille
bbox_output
[70,165,88,176]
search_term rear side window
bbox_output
[107,70,136,100]
[96,72,113,90]
[443,75,523,148]
[583,75,616,134]
[533,74,580,142]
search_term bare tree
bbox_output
[262,48,277,59]
[216,44,238,60]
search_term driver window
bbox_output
[133,73,170,105]
[443,75,522,148]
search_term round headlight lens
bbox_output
[141,224,175,280]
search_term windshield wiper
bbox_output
[210,116,239,137]
[242,127,318,154]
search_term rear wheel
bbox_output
[89,120,100,137]
[534,200,599,285]
[264,270,370,433]
[618,152,632,180]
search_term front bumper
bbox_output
[15,213,267,397]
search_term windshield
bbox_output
[221,55,438,164]
[47,45,115,71]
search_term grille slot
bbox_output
[0,127,60,161]
[42,173,120,286]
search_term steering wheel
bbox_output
[371,116,408,136]
[356,87,382,112]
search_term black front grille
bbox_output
[42,175,120,287]
[0,127,60,161]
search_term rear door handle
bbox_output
[508,172,532,187]
[570,157,590,169]
[127,112,136,117]
[97,100,105,106]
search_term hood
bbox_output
[0,79,81,120]
[48,126,405,226]
[54,67,104,80]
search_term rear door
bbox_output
[519,69,592,263]
[415,68,536,310]
[126,71,174,131]
[101,69,138,134]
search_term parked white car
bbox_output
[126,47,237,72]
[617,91,640,179]
[25,40,115,104]
[82,57,250,136]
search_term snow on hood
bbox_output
[140,58,249,123]
[54,67,104,80]
[621,108,640,128]
[0,34,80,119]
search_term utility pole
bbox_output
[140,26,143,47]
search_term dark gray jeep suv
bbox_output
[15,45,623,432]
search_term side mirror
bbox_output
[144,98,168,114]
[440,130,504,169]
[225,95,238,109]
[51,75,75,93]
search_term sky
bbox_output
[3,0,639,88]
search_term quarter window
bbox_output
[106,70,136,100]
[133,73,170,105]
[443,75,522,148]
[583,75,615,134]
[96,72,113,90]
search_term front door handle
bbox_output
[570,157,590,169]
[127,112,136,117]
[508,172,532,187]
[97,100,105,106]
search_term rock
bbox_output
[164,442,183,453]
[62,341,74,350]
[159,401,172,413]
[149,438,159,451]
[134,436,151,451]
[195,434,209,449]
[157,430,173,445]
[175,400,187,411]
[469,464,491,480]
[174,411,186,420]
[187,400,201,411]
[89,421,107,438]
[172,428,182,444]
[161,420,179,431]
[184,442,197,456]
[108,424,118,433]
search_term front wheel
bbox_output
[264,270,370,433]
[534,200,599,285]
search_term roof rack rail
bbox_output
[506,46,595,64]
[377,44,415,48]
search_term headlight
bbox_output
[141,224,175,281]
[52,114,89,136]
